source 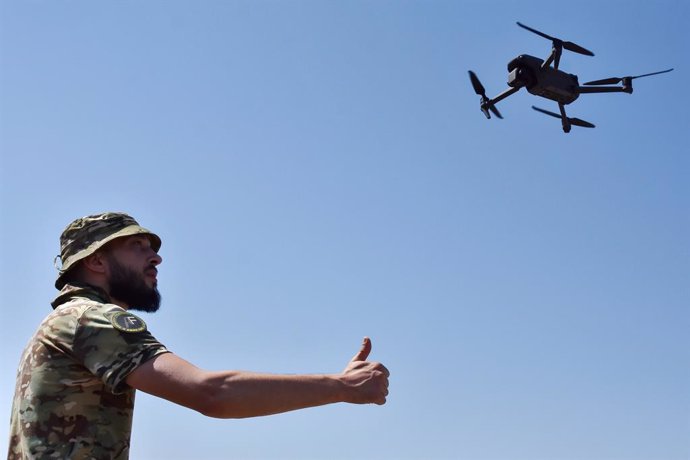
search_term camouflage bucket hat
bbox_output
[54,212,161,289]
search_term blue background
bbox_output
[1,1,688,459]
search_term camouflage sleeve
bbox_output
[73,304,169,394]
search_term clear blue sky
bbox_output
[1,1,688,459]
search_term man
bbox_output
[8,212,390,459]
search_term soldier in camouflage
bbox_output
[8,213,168,459]
[9,212,390,459]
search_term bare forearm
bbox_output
[127,340,389,419]
[199,371,345,419]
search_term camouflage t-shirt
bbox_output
[8,284,169,459]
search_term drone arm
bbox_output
[480,86,521,119]
[578,85,632,95]
[541,44,563,70]
[489,86,521,105]
[558,103,571,133]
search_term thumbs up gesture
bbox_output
[340,337,390,405]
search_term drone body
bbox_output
[469,22,673,133]
[508,55,580,104]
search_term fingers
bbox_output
[344,337,390,405]
[378,363,390,378]
[350,336,372,362]
[374,368,390,405]
[376,388,389,405]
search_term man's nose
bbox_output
[149,251,163,266]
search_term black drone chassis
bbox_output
[468,22,673,133]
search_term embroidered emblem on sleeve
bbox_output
[109,311,147,333]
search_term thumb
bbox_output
[350,337,372,362]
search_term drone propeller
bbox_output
[532,106,595,128]
[584,68,674,86]
[468,70,503,119]
[516,22,594,57]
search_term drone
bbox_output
[468,22,673,133]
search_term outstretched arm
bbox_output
[126,337,390,419]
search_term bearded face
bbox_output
[106,256,161,313]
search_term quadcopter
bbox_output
[468,22,673,133]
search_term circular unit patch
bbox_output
[110,311,147,333]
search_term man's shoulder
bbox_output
[37,298,124,344]
[50,297,124,322]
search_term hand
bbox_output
[340,337,390,405]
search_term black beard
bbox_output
[107,258,161,313]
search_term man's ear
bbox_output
[81,251,109,275]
